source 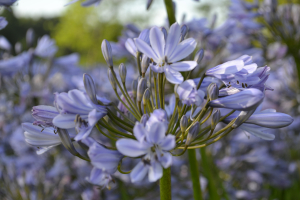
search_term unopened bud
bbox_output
[143,88,150,105]
[141,55,150,74]
[211,109,220,130]
[119,63,127,84]
[83,73,97,104]
[194,49,204,65]
[15,42,22,54]
[180,24,188,41]
[161,27,167,41]
[26,28,35,48]
[140,114,149,126]
[107,69,116,90]
[180,115,188,133]
[186,122,200,145]
[207,83,219,100]
[101,39,113,67]
[132,80,138,99]
[137,78,147,102]
[146,0,153,10]
[177,100,183,114]
[57,128,78,156]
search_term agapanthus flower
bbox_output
[125,29,150,57]
[52,89,107,141]
[0,0,17,7]
[177,80,205,106]
[135,23,197,84]
[116,111,175,182]
[34,35,58,58]
[0,52,32,75]
[0,17,8,30]
[32,105,59,128]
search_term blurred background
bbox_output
[1,0,300,199]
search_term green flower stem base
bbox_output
[188,149,203,200]
[160,167,172,200]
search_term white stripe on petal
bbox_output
[148,161,163,182]
[240,124,275,140]
[53,114,77,129]
[146,122,167,144]
[125,38,137,57]
[133,122,146,142]
[206,60,244,76]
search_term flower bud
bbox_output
[83,73,97,104]
[194,49,204,65]
[141,55,150,74]
[26,28,35,48]
[107,69,116,90]
[146,0,153,10]
[132,79,138,99]
[186,122,200,146]
[57,128,78,156]
[180,115,188,133]
[140,114,149,126]
[119,63,127,84]
[174,84,179,98]
[101,39,113,67]
[161,27,167,41]
[137,78,147,102]
[15,42,22,54]
[143,88,150,105]
[207,83,219,101]
[211,109,220,130]
[180,24,188,42]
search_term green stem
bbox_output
[200,148,219,200]
[160,167,172,200]
[188,149,203,200]
[163,0,176,26]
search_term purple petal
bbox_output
[209,88,264,111]
[125,38,137,57]
[168,38,197,62]
[206,60,244,76]
[130,161,149,183]
[149,26,165,59]
[53,114,77,129]
[148,161,163,182]
[158,152,172,168]
[158,135,175,151]
[147,122,167,144]
[165,23,181,58]
[165,66,184,84]
[133,122,146,142]
[151,63,165,73]
[135,38,159,62]
[116,139,149,157]
[240,124,275,140]
[245,112,294,128]
[170,61,197,72]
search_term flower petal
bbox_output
[165,22,181,58]
[125,38,137,57]
[168,38,197,63]
[206,60,244,76]
[116,139,149,157]
[135,38,159,62]
[130,161,149,183]
[158,152,172,168]
[148,161,163,182]
[240,124,275,140]
[165,66,183,84]
[149,26,165,59]
[245,113,294,128]
[53,114,77,129]
[146,122,167,144]
[209,88,264,111]
[170,61,197,72]
[133,122,146,142]
[159,135,175,151]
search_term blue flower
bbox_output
[116,119,175,182]
[135,23,197,84]
[177,80,205,106]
